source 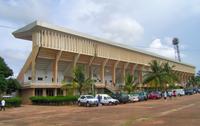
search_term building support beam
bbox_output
[100,59,108,83]
[130,64,137,76]
[88,56,95,79]
[52,51,62,83]
[31,46,40,83]
[73,53,80,68]
[122,62,129,85]
[54,88,57,96]
[43,89,46,96]
[112,61,119,86]
[137,64,143,85]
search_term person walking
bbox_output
[164,91,167,100]
[0,99,6,111]
[97,95,102,106]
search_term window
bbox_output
[46,89,54,96]
[35,89,43,96]
[28,77,32,80]
[38,77,43,81]
[81,96,85,99]
[57,89,63,96]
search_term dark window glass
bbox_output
[35,89,43,96]
[38,77,43,81]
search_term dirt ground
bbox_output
[0,94,200,126]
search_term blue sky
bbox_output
[0,0,200,77]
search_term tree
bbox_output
[123,73,137,93]
[0,75,7,95]
[73,65,86,95]
[0,57,13,78]
[0,56,20,95]
[61,81,79,96]
[6,78,21,94]
[143,60,164,90]
[143,60,177,91]
[162,62,178,88]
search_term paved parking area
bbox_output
[0,94,200,126]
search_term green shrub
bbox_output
[29,96,79,105]
[0,97,22,107]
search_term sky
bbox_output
[0,0,200,77]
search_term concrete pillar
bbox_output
[54,88,57,96]
[122,63,129,85]
[138,65,143,84]
[100,65,105,83]
[43,89,46,96]
[112,61,119,86]
[52,51,62,83]
[100,59,108,83]
[63,90,66,96]
[31,60,36,83]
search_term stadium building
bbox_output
[13,21,195,103]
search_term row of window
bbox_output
[35,88,63,96]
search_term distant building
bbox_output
[13,21,195,104]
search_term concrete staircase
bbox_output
[95,83,120,94]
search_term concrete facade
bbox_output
[13,21,195,103]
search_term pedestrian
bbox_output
[164,91,167,100]
[173,90,176,97]
[97,95,101,105]
[0,99,5,111]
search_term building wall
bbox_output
[32,29,195,74]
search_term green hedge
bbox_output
[0,97,22,107]
[29,96,79,105]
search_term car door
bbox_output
[80,96,86,103]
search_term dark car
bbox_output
[148,91,161,99]
[197,88,200,93]
[111,93,129,103]
[184,89,193,95]
[135,92,148,101]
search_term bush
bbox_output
[29,96,79,105]
[0,97,22,107]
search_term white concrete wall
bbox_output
[24,69,64,83]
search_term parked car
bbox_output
[111,93,129,103]
[192,88,198,94]
[95,94,119,105]
[197,88,200,93]
[128,93,139,102]
[173,89,185,96]
[184,89,194,95]
[138,91,148,101]
[148,91,161,99]
[78,95,98,107]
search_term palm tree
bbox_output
[144,60,179,91]
[143,60,165,91]
[162,62,178,89]
[123,73,137,93]
[61,80,79,96]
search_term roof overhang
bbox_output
[12,20,196,68]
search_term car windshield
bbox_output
[86,96,94,99]
[132,93,139,96]
[106,96,112,99]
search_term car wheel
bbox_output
[109,102,112,105]
[78,101,81,106]
[86,102,90,107]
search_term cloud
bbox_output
[100,16,144,44]
[147,38,186,60]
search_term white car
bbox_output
[128,94,139,102]
[173,89,185,96]
[78,95,98,107]
[95,94,119,105]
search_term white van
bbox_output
[95,94,119,105]
[173,89,185,96]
